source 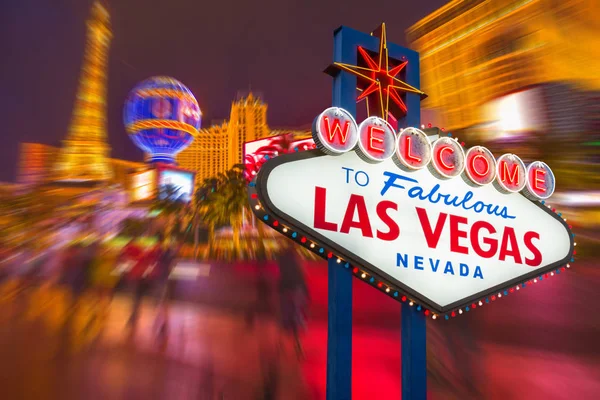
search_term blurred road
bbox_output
[0,285,308,399]
[0,236,598,399]
[296,244,600,399]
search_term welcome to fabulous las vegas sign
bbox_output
[248,107,575,318]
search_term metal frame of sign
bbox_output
[250,148,575,315]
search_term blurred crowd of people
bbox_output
[0,230,180,339]
[0,227,312,356]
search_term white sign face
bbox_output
[255,150,573,311]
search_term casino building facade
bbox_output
[177,92,309,184]
[18,143,144,190]
[407,0,599,134]
[176,121,230,185]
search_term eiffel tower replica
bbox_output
[52,1,113,186]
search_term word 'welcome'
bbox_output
[312,107,555,201]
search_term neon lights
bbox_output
[312,107,359,155]
[523,161,555,201]
[367,126,386,153]
[534,169,546,191]
[312,106,557,192]
[124,76,201,165]
[356,117,396,163]
[430,137,465,178]
[471,155,489,177]
[464,146,496,186]
[52,1,113,183]
[324,116,351,143]
[495,154,526,193]
[136,88,198,104]
[404,136,421,162]
[394,127,432,171]
[501,162,519,185]
[125,119,200,136]
[437,146,454,169]
[326,23,426,124]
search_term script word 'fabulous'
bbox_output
[312,107,555,201]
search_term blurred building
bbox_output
[177,122,229,184]
[51,0,113,184]
[18,143,143,190]
[177,92,309,184]
[16,2,307,197]
[407,0,600,133]
[109,158,146,188]
[18,143,58,187]
[0,182,22,194]
[228,92,270,167]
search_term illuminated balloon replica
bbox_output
[124,76,201,164]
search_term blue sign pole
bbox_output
[401,303,427,400]
[326,258,353,400]
[326,25,425,400]
[327,26,358,400]
[396,32,427,400]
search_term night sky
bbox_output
[0,0,447,182]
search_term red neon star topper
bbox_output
[326,23,426,130]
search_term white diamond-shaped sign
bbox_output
[252,150,574,313]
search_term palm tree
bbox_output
[192,178,221,259]
[191,164,264,260]
[214,164,249,258]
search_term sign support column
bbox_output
[401,303,427,400]
[327,257,353,400]
[325,24,427,399]
[326,26,357,400]
[399,48,427,400]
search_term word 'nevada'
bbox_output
[312,107,555,201]
[396,254,484,280]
